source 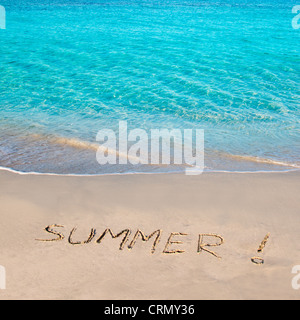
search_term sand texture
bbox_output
[0,170,299,300]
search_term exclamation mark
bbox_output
[251,233,270,265]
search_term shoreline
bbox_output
[0,165,299,178]
[0,169,299,299]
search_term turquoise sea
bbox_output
[0,0,299,174]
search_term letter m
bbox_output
[128,230,162,254]
[96,229,131,250]
[0,6,5,30]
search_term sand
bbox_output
[0,169,299,300]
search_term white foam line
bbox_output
[0,165,299,178]
[0,166,183,177]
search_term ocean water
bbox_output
[0,0,299,174]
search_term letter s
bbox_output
[292,5,300,30]
[292,265,300,290]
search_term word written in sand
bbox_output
[36,225,225,258]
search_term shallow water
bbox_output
[0,0,299,174]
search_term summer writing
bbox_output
[36,224,225,258]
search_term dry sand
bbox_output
[0,169,299,300]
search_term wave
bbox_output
[0,164,299,178]
[10,132,298,173]
[218,152,300,169]
[29,133,141,163]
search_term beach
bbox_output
[0,0,299,302]
[0,169,299,300]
